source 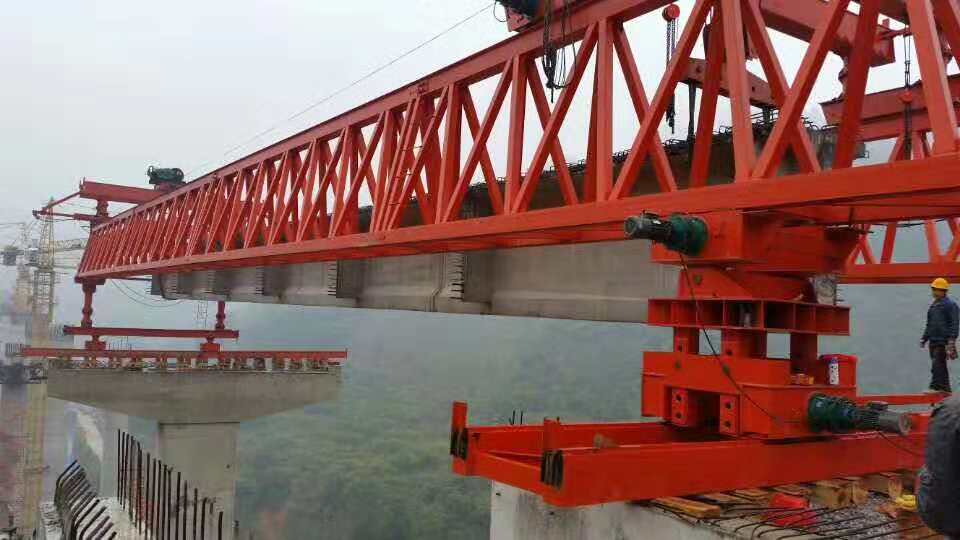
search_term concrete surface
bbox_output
[159,423,239,537]
[159,241,677,323]
[47,370,341,424]
[490,483,728,540]
[489,483,821,540]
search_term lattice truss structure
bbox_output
[63,0,960,507]
[75,0,960,283]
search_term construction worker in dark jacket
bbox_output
[919,395,960,538]
[921,278,960,393]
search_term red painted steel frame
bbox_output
[62,326,240,340]
[65,0,960,508]
[75,0,958,283]
[450,403,926,507]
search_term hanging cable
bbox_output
[541,0,577,101]
[902,33,914,158]
[677,252,794,427]
[110,281,185,308]
[664,4,680,133]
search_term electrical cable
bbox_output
[876,430,926,458]
[110,280,184,308]
[540,0,577,100]
[677,252,797,427]
[186,2,495,177]
[492,1,508,22]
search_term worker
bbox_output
[919,395,960,538]
[920,278,959,394]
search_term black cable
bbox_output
[877,430,925,458]
[540,0,577,99]
[492,1,508,22]
[110,281,184,309]
[677,252,795,427]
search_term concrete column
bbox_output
[159,423,238,539]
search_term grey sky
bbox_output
[0,1,944,328]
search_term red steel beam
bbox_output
[821,74,960,141]
[22,347,346,364]
[451,412,926,507]
[760,0,896,66]
[79,180,162,205]
[682,58,777,108]
[62,326,240,340]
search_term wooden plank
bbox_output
[774,484,812,497]
[838,477,869,505]
[653,497,722,519]
[866,472,905,500]
[733,488,773,504]
[811,480,852,509]
[699,492,749,505]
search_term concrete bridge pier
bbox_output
[158,422,240,536]
[46,369,342,539]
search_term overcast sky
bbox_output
[0,0,944,328]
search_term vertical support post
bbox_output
[720,0,756,181]
[833,0,881,168]
[80,282,97,328]
[214,301,226,331]
[438,83,462,220]
[906,0,959,155]
[595,17,615,199]
[690,6,725,187]
[505,57,527,213]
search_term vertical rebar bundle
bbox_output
[116,430,237,539]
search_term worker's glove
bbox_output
[949,340,958,360]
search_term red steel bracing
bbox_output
[445,0,960,506]
[75,0,958,282]
[835,74,960,283]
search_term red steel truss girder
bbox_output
[77,0,960,283]
[77,154,960,278]
[450,404,926,507]
[61,326,240,340]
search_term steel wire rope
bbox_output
[677,252,795,426]
[186,2,496,177]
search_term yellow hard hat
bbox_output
[932,278,950,291]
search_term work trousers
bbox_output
[930,344,952,393]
